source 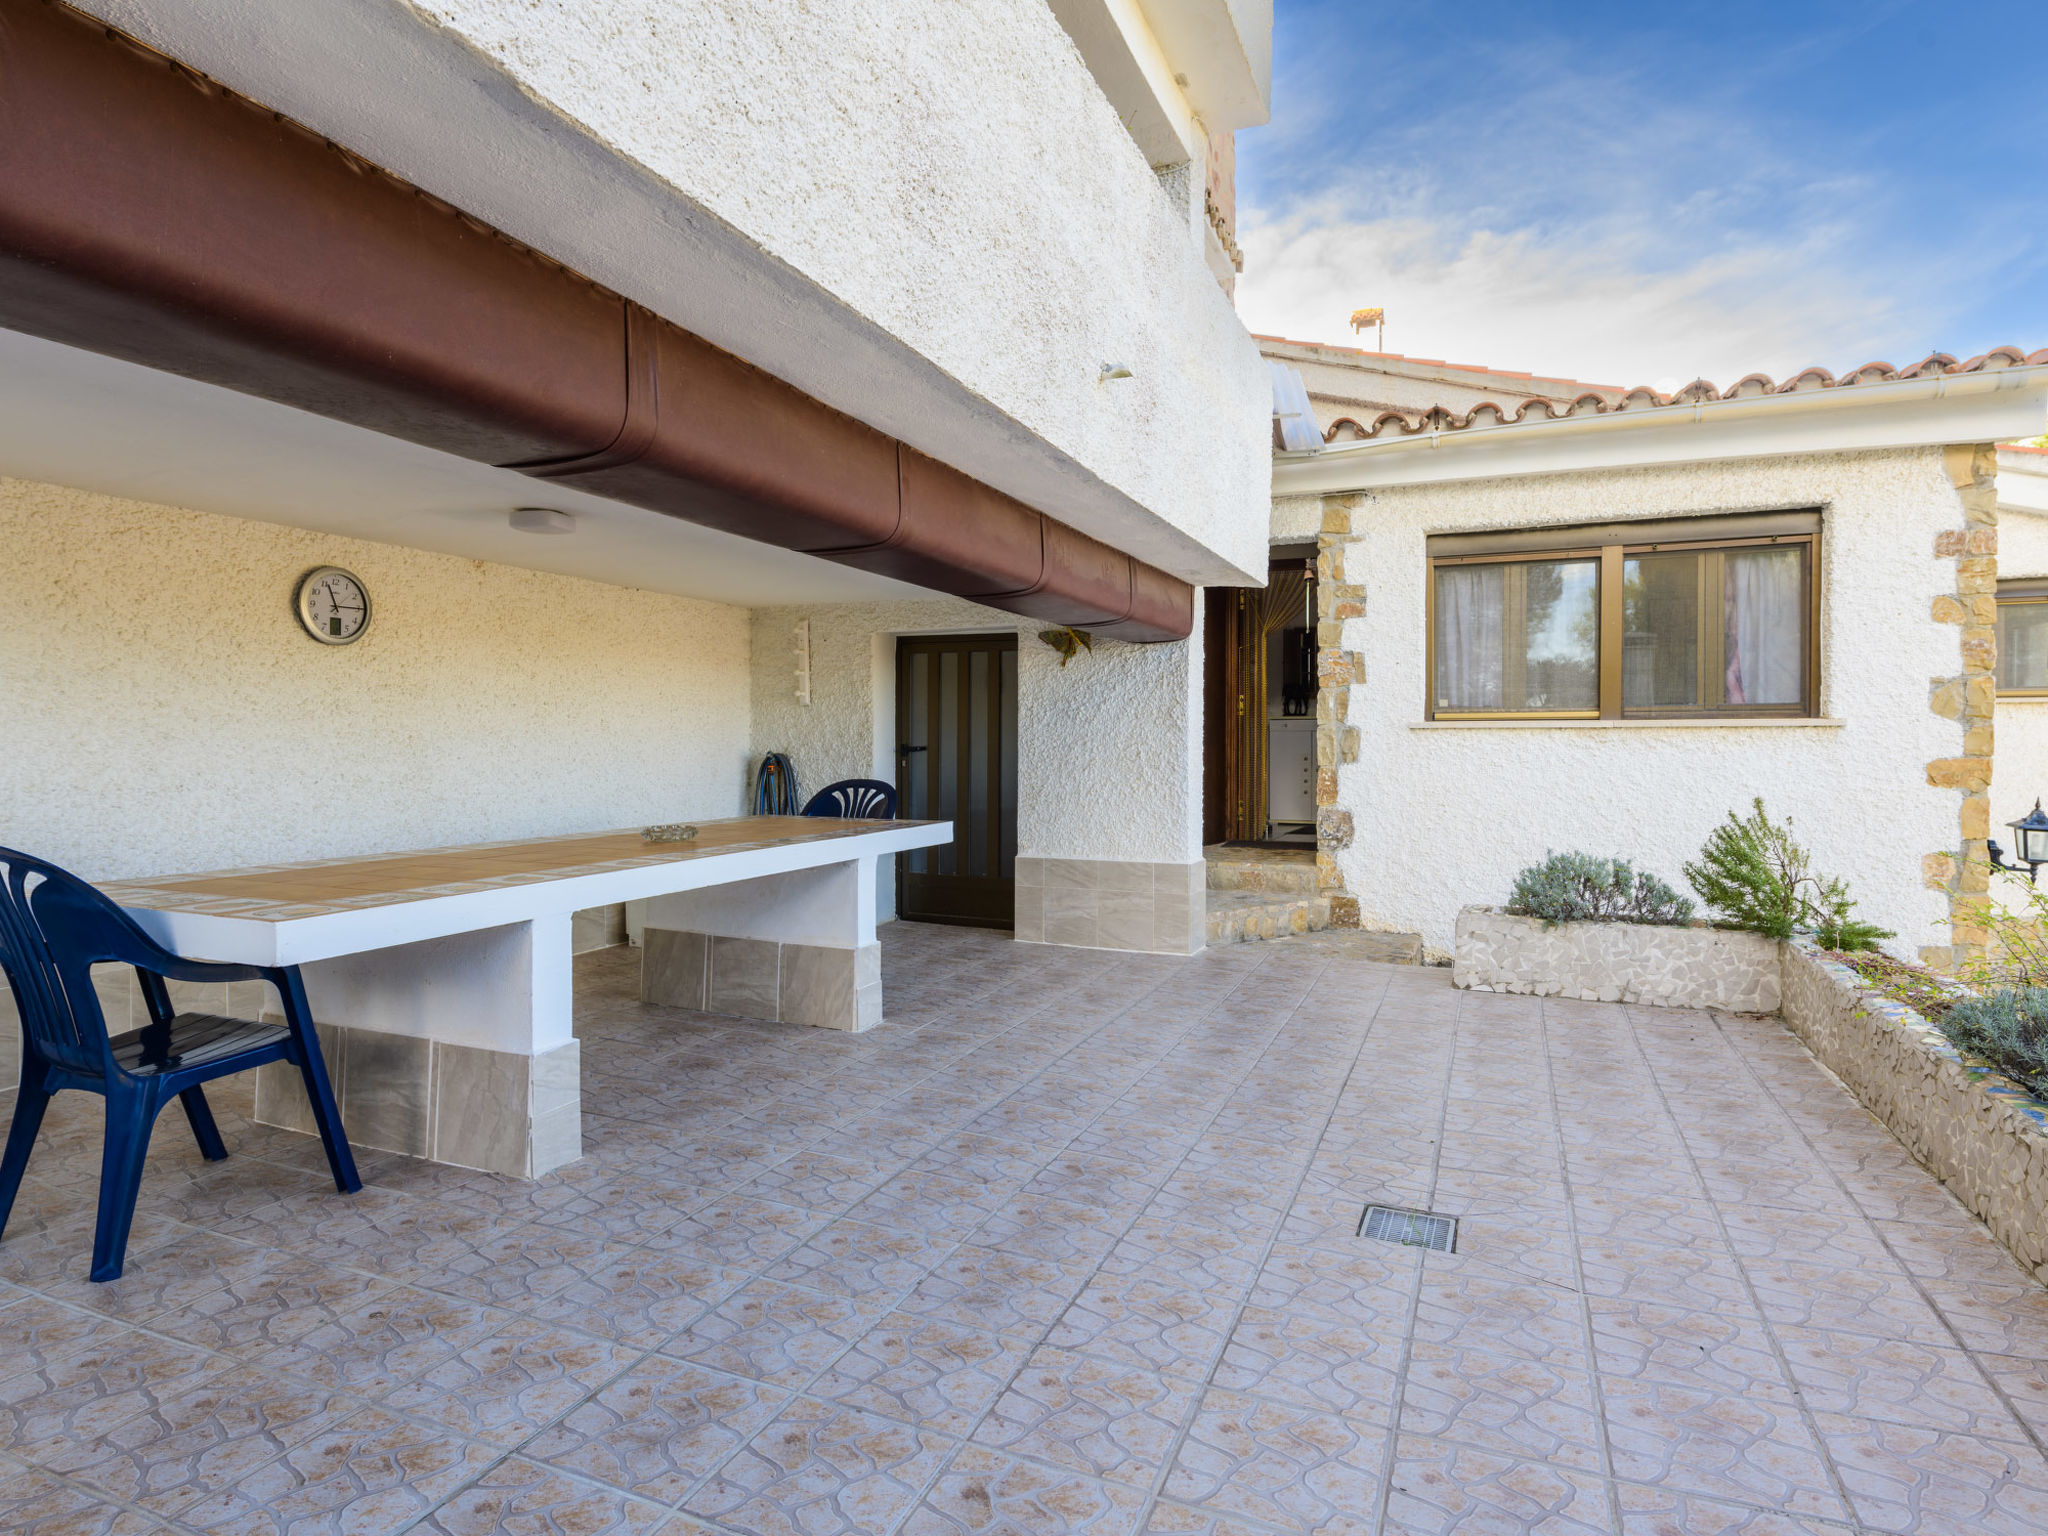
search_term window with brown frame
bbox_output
[1426,511,1821,720]
[1997,580,2048,696]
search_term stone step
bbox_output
[1206,889,1331,945]
[1203,846,1319,895]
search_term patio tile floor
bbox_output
[3,924,2048,1534]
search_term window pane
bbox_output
[1722,547,1804,706]
[1435,559,1597,711]
[2001,601,2048,690]
[1623,552,1700,708]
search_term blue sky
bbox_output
[1233,1,2048,390]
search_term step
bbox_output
[1203,845,1319,895]
[1205,889,1331,945]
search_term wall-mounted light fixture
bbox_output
[1098,362,1133,385]
[1990,799,2048,883]
[510,506,575,535]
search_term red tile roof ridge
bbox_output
[1318,347,2048,445]
[1254,334,1622,393]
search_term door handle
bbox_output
[898,744,927,755]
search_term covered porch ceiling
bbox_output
[0,325,928,609]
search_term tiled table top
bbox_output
[97,817,924,923]
[3,924,2047,1534]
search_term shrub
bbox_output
[1959,872,2048,992]
[1938,988,2048,1099]
[1684,798,1892,950]
[1505,852,1694,927]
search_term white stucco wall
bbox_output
[749,600,1202,908]
[1994,506,2048,905]
[0,477,750,882]
[1328,448,1968,958]
[81,0,1272,586]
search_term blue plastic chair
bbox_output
[801,779,898,819]
[0,847,360,1280]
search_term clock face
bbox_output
[296,567,371,645]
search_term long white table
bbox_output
[104,816,950,1177]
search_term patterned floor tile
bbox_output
[383,1317,641,1446]
[1045,1267,1236,1382]
[1400,1338,1606,1471]
[1212,1300,1404,1422]
[812,1312,1035,1438]
[979,1347,1195,1489]
[1602,1377,1849,1522]
[522,1355,789,1504]
[246,1284,512,1398]
[174,1402,499,1535]
[1611,1482,1856,1534]
[763,1217,959,1300]
[1159,1387,1385,1535]
[662,1279,890,1388]
[680,1396,955,1536]
[1811,1413,2048,1535]
[146,1254,394,1358]
[0,1325,225,1452]
[527,1248,750,1349]
[1381,1434,1613,1535]
[903,1444,1149,1535]
[414,1455,685,1536]
[899,1248,1096,1337]
[13,1363,352,1515]
[0,1460,170,1536]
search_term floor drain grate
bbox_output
[1358,1204,1457,1252]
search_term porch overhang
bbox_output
[0,0,1194,640]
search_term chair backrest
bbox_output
[0,847,147,1077]
[802,779,898,819]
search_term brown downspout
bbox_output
[0,0,1193,641]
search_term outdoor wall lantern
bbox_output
[1990,799,2048,883]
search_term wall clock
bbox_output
[295,566,372,645]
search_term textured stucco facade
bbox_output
[1316,448,1973,957]
[77,0,1272,587]
[748,598,1202,947]
[749,601,1202,873]
[1995,506,2048,908]
[0,477,751,883]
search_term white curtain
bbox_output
[1436,566,1504,709]
[1724,548,1803,705]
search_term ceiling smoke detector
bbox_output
[510,506,575,535]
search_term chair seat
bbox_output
[108,1013,287,1076]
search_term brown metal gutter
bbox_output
[0,0,1191,641]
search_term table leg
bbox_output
[640,856,882,1031]
[253,914,581,1177]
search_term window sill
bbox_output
[1412,716,1846,731]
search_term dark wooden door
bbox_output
[896,633,1018,928]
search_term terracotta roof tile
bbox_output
[1317,347,2048,444]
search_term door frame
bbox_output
[893,630,1019,930]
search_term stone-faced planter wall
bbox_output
[1780,943,2048,1284]
[1453,906,1781,1011]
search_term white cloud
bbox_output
[1234,200,1915,392]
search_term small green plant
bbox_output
[1937,987,2048,1098]
[1505,852,1694,927]
[1959,872,2048,992]
[1684,798,1892,950]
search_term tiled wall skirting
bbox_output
[1,966,580,1178]
[642,929,881,1032]
[1013,857,1205,955]
[255,1027,581,1179]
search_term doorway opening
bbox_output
[895,633,1018,928]
[1203,545,1318,847]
